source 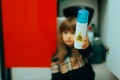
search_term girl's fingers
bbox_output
[82,44,86,49]
[84,39,88,42]
[82,43,88,49]
[82,38,89,49]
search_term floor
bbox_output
[0,62,119,80]
[92,62,119,80]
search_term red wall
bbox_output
[2,0,57,67]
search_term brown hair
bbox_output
[53,17,83,64]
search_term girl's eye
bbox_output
[63,31,68,34]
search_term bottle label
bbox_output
[76,33,83,42]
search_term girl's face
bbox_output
[62,30,75,47]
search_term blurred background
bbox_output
[0,0,120,80]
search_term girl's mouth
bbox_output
[66,40,72,42]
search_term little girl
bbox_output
[51,17,95,80]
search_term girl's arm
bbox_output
[78,44,92,58]
[78,36,92,58]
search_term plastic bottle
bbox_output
[74,9,89,49]
[87,26,94,43]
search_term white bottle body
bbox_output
[87,31,94,43]
[74,22,87,49]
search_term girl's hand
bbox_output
[82,36,89,49]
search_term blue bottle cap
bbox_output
[77,9,89,23]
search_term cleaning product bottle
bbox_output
[74,9,89,49]
[87,25,94,44]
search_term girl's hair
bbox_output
[53,17,83,63]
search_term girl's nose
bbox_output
[67,33,72,38]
